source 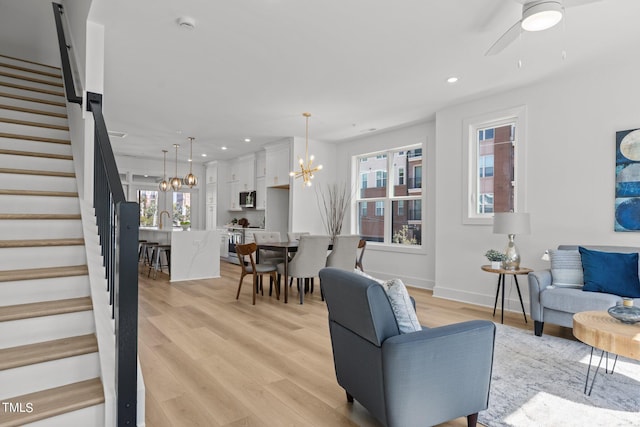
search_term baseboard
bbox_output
[434,285,531,315]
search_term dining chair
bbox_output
[252,231,285,265]
[235,242,280,305]
[287,231,310,242]
[277,235,331,303]
[355,239,366,272]
[326,235,361,271]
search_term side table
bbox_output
[481,265,532,324]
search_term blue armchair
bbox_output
[319,268,495,427]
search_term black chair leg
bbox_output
[534,321,544,336]
[346,391,354,403]
[467,413,478,427]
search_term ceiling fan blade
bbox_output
[485,20,522,56]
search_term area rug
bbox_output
[478,323,640,427]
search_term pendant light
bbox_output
[170,144,182,191]
[184,137,198,188]
[159,149,169,192]
[289,112,322,187]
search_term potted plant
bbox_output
[485,249,506,269]
[180,221,191,231]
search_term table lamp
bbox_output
[493,212,531,270]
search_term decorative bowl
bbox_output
[607,304,640,324]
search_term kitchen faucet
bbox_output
[159,210,171,229]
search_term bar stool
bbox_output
[148,244,171,279]
[140,242,159,269]
[138,240,148,262]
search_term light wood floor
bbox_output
[139,261,574,427]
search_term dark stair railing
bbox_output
[53,3,139,426]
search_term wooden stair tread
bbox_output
[0,132,70,145]
[0,117,69,131]
[0,92,66,108]
[0,62,62,79]
[0,167,75,178]
[0,189,77,197]
[0,264,88,283]
[0,148,72,160]
[0,378,104,427]
[0,238,84,248]
[0,81,64,97]
[0,70,63,88]
[0,297,92,322]
[0,54,61,72]
[0,334,97,371]
[0,103,67,119]
[0,213,80,220]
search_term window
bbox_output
[172,192,191,225]
[355,144,422,246]
[464,106,526,224]
[138,190,159,226]
[361,173,368,189]
[375,170,387,188]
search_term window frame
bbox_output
[463,105,527,225]
[353,143,424,248]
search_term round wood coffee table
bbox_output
[573,311,640,395]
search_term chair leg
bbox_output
[252,274,257,305]
[236,273,245,300]
[345,391,354,403]
[534,321,544,337]
[467,413,478,427]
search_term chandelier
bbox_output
[289,112,322,187]
[170,144,182,191]
[184,137,197,188]
[159,149,169,192]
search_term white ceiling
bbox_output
[4,0,640,163]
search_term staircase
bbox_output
[0,54,105,426]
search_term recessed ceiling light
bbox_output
[144,174,149,178]
[201,153,207,157]
[177,16,196,30]
[221,146,227,150]
[447,77,459,84]
[244,138,251,143]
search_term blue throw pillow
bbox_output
[578,247,640,298]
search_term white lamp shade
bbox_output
[493,212,531,235]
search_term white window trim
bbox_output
[462,105,527,225]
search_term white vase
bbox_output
[491,261,502,269]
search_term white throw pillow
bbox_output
[352,268,385,284]
[381,278,422,334]
[550,249,584,288]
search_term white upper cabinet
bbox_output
[237,154,255,191]
[255,150,266,178]
[227,158,239,182]
[265,141,291,187]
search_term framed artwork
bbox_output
[615,128,640,231]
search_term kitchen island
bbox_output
[139,228,220,282]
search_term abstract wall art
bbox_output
[615,128,640,231]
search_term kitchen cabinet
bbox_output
[255,176,266,210]
[229,181,241,211]
[265,141,291,187]
[237,154,255,191]
[226,158,239,182]
[255,150,266,178]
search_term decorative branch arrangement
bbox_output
[316,182,353,240]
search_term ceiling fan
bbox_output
[485,0,601,56]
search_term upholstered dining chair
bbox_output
[326,235,361,271]
[277,235,331,303]
[252,231,285,265]
[320,267,495,427]
[235,243,279,305]
[355,239,366,271]
[287,231,310,242]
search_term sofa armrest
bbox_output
[381,320,495,426]
[528,270,552,322]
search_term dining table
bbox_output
[256,240,332,304]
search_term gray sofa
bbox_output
[528,244,640,336]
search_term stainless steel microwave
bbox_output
[239,191,256,208]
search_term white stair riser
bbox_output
[0,95,67,117]
[0,137,72,156]
[0,352,100,400]
[0,195,79,214]
[0,245,86,270]
[0,154,74,173]
[0,275,90,307]
[0,85,64,104]
[0,310,95,349]
[0,58,61,77]
[0,108,68,127]
[0,172,77,192]
[0,219,82,240]
[0,74,63,93]
[0,122,70,141]
[24,403,105,427]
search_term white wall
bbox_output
[434,61,640,311]
[335,121,436,288]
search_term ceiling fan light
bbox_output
[521,1,563,32]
